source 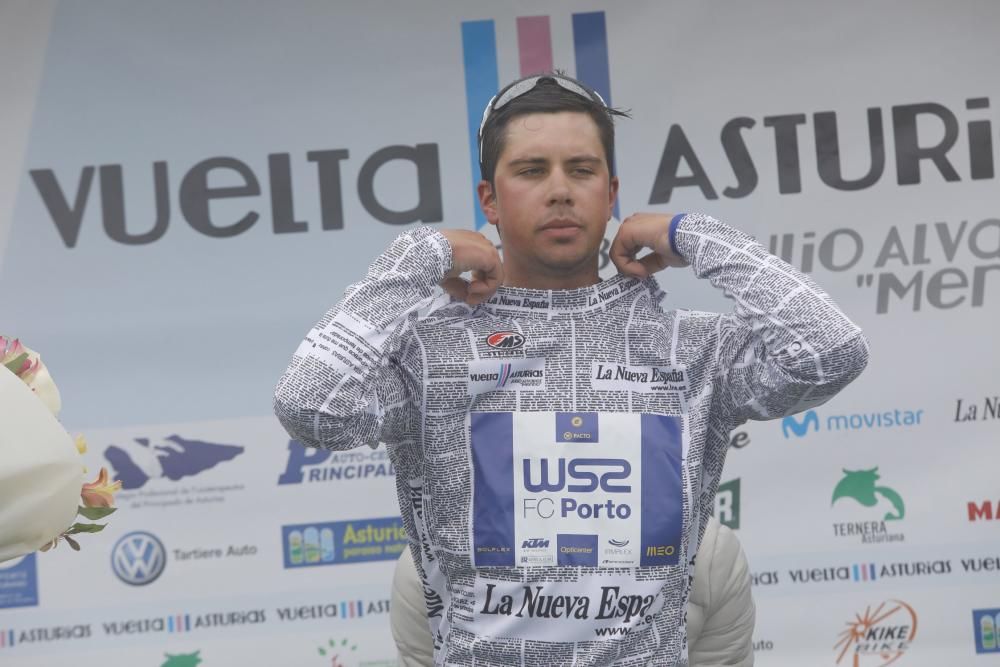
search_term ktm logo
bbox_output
[521,538,549,549]
[486,332,525,349]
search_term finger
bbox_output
[440,276,471,303]
[609,225,647,278]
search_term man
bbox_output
[274,74,868,666]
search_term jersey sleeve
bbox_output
[670,213,869,427]
[273,226,453,450]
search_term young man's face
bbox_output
[478,111,619,288]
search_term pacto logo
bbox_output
[486,332,525,349]
[522,458,631,493]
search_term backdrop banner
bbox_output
[0,1,997,665]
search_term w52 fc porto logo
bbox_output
[470,411,682,568]
[111,531,167,586]
[834,600,917,666]
[461,12,616,229]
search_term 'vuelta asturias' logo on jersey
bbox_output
[468,358,545,395]
[486,331,525,349]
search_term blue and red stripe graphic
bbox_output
[0,629,14,648]
[461,12,617,229]
[852,563,877,582]
[496,363,512,388]
[168,614,191,632]
[340,600,364,618]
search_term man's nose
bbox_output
[547,168,573,206]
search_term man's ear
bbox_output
[477,180,500,227]
[608,175,620,218]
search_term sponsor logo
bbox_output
[783,408,924,439]
[769,219,1000,315]
[601,538,633,565]
[172,544,257,562]
[973,608,1000,654]
[556,412,599,442]
[557,534,598,567]
[479,582,655,626]
[955,395,1000,422]
[282,517,407,568]
[751,571,779,586]
[276,599,390,623]
[0,555,38,609]
[277,441,394,485]
[788,560,952,584]
[521,538,549,549]
[316,636,407,667]
[461,12,615,229]
[834,599,917,666]
[968,500,999,521]
[753,639,775,652]
[105,435,243,490]
[961,556,1000,573]
[0,624,91,649]
[111,531,167,586]
[161,652,202,667]
[485,331,525,349]
[714,478,740,530]
[467,358,545,394]
[105,614,194,635]
[591,362,688,393]
[831,468,906,545]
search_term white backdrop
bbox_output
[0,1,997,665]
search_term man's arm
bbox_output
[612,212,869,426]
[273,226,453,450]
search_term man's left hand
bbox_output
[609,213,690,279]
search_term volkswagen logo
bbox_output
[111,531,166,586]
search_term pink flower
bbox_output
[81,468,122,508]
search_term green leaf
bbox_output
[65,522,106,535]
[77,506,117,520]
[3,352,28,373]
[64,535,81,551]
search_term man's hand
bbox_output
[439,229,504,306]
[609,213,690,279]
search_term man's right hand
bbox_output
[439,230,504,306]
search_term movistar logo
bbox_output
[832,468,905,521]
[782,411,820,438]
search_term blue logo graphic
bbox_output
[111,531,167,585]
[556,412,599,442]
[973,608,1000,653]
[104,435,244,489]
[0,554,38,609]
[557,534,598,566]
[782,408,925,439]
[782,410,820,438]
[282,517,407,569]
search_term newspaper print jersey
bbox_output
[274,214,869,666]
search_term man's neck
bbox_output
[501,264,601,291]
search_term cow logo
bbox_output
[486,332,525,349]
[832,468,905,521]
[104,435,244,490]
[834,599,917,665]
[111,531,167,586]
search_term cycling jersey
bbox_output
[274,213,869,666]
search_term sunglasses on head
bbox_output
[477,75,608,166]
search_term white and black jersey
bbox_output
[274,213,869,666]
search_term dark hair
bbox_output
[478,74,630,186]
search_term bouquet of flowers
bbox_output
[0,336,121,561]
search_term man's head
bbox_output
[476,74,630,289]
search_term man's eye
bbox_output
[573,168,595,175]
[519,168,542,176]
